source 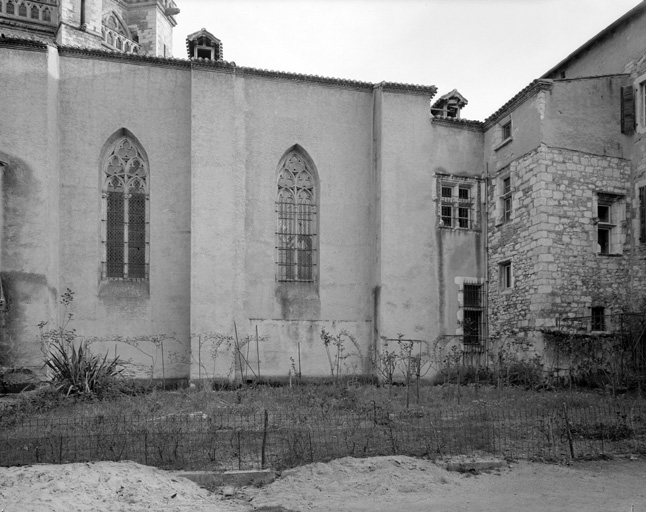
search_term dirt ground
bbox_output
[0,456,645,512]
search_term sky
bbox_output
[171,0,643,121]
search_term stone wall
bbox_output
[488,144,633,336]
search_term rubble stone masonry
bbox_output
[488,144,632,335]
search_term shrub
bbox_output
[45,340,122,396]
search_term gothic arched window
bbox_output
[6,1,14,15]
[30,4,39,19]
[276,150,317,282]
[18,2,26,16]
[102,136,149,280]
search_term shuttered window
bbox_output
[621,86,635,135]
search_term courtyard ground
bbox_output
[0,455,644,511]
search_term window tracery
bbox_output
[276,151,317,282]
[102,136,149,280]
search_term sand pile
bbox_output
[0,460,247,512]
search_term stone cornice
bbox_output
[483,79,553,129]
[431,117,483,132]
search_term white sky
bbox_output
[171,0,643,121]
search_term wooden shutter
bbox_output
[621,86,635,135]
[640,186,646,243]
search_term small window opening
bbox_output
[197,48,212,59]
[499,261,512,290]
[502,121,512,141]
[591,307,605,331]
[501,175,512,223]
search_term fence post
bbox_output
[261,409,268,469]
[562,403,575,459]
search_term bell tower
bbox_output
[57,0,104,48]
[123,0,179,57]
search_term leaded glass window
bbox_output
[276,152,317,282]
[102,137,149,280]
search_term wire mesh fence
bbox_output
[1,403,645,471]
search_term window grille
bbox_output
[7,1,14,15]
[463,282,486,345]
[102,137,149,280]
[18,2,26,16]
[276,152,317,282]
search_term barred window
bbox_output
[276,151,317,282]
[462,282,486,345]
[102,136,149,280]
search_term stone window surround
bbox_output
[494,166,513,226]
[436,173,481,231]
[593,192,625,256]
[454,276,486,340]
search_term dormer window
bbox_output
[186,28,222,60]
[431,89,468,119]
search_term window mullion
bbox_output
[124,192,130,279]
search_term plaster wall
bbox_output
[57,54,192,378]
[378,94,484,355]
[189,68,376,380]
[544,7,646,79]
[543,77,631,159]
[0,46,59,368]
[484,89,544,173]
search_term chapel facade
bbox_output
[1,0,646,382]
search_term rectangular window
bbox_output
[499,174,512,223]
[462,282,486,345]
[502,121,512,141]
[591,307,605,331]
[499,261,512,290]
[597,193,624,255]
[438,178,479,230]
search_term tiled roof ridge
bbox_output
[57,44,193,68]
[431,117,483,132]
[377,81,438,96]
[483,79,553,128]
[1,38,438,94]
[0,34,49,50]
[239,66,374,89]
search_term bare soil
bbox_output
[0,456,644,512]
